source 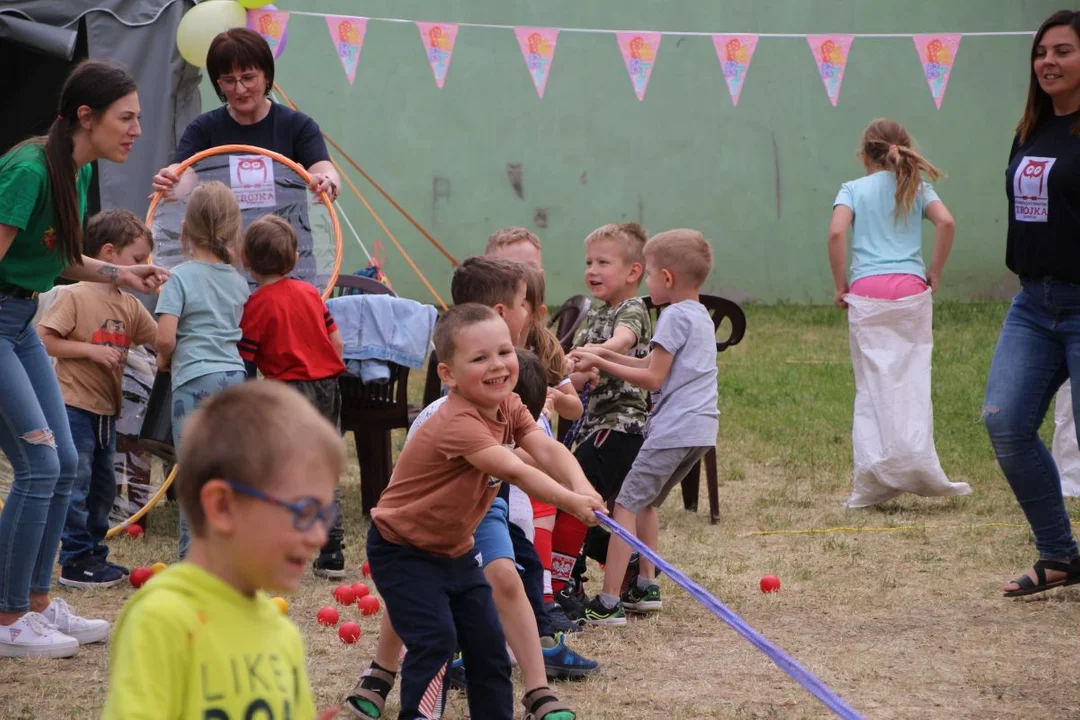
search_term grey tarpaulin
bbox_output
[0,0,203,219]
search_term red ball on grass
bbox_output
[130,567,154,589]
[351,582,370,599]
[316,606,340,626]
[361,560,371,578]
[760,575,781,593]
[333,585,356,605]
[338,621,362,644]
[358,595,381,616]
[125,524,144,539]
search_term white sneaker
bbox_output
[0,612,79,658]
[40,598,109,645]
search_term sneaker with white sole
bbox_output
[0,612,79,658]
[40,598,109,645]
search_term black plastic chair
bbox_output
[548,294,591,354]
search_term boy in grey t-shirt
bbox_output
[569,229,718,626]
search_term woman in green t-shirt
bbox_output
[0,60,169,659]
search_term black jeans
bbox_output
[367,525,512,719]
[509,520,554,638]
[286,378,345,550]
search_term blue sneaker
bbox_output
[542,632,600,680]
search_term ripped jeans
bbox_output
[985,277,1080,561]
[0,294,78,612]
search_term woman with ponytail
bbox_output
[0,60,168,658]
[825,118,970,509]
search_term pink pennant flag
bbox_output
[616,32,662,101]
[417,22,459,89]
[247,10,289,59]
[325,16,367,85]
[514,27,559,98]
[712,35,759,106]
[913,34,962,109]
[806,34,854,106]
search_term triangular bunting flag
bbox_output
[913,34,961,109]
[247,10,289,59]
[616,32,661,101]
[806,34,854,106]
[514,27,559,98]
[712,34,759,106]
[417,22,459,89]
[325,16,367,85]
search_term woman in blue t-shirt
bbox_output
[0,60,168,659]
[986,10,1080,598]
[151,28,340,202]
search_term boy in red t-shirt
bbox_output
[238,215,347,577]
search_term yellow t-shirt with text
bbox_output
[103,563,316,720]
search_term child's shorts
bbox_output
[616,445,712,514]
[574,429,645,500]
[473,497,519,569]
[530,498,556,520]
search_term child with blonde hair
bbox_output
[827,118,970,507]
[155,181,250,557]
[572,229,719,625]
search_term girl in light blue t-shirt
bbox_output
[155,181,250,556]
[827,118,955,307]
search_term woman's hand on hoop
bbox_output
[308,173,338,204]
[151,167,180,194]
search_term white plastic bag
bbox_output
[845,290,971,508]
[1051,381,1080,497]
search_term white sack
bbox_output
[845,290,971,508]
[1051,381,1080,497]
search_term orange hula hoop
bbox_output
[145,144,344,299]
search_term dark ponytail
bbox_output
[3,60,136,267]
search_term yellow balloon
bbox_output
[176,1,248,68]
[239,0,274,7]
[270,597,289,615]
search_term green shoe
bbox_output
[583,596,626,626]
[621,583,662,613]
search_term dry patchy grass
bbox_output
[3,301,1080,719]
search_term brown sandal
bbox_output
[344,665,396,719]
[522,686,576,720]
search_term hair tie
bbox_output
[56,114,64,121]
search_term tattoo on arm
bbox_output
[97,264,120,283]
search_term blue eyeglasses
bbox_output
[226,480,341,531]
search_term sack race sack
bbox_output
[845,290,971,508]
[1051,381,1080,497]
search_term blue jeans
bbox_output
[0,294,78,611]
[59,407,116,568]
[985,277,1080,560]
[173,370,246,558]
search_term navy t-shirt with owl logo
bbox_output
[1005,110,1080,282]
[170,102,330,170]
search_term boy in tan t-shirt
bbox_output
[38,210,157,589]
[367,303,604,720]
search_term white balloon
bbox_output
[176,1,248,68]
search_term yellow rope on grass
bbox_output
[744,521,1027,537]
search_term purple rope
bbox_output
[595,513,863,719]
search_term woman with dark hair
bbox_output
[985,10,1080,597]
[152,27,340,201]
[0,60,169,657]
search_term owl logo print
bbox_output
[228,154,276,209]
[1013,156,1056,223]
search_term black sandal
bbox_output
[1003,558,1080,598]
[344,664,396,719]
[522,686,576,720]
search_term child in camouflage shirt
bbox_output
[550,223,652,618]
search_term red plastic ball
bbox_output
[316,606,340,626]
[351,582,370,599]
[333,585,356,605]
[760,575,781,593]
[338,621,362,644]
[125,524,144,539]
[358,595,381,616]
[130,567,154,589]
[361,560,371,577]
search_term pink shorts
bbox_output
[849,274,928,300]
